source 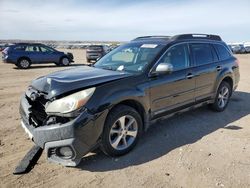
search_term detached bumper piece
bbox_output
[13,145,43,175]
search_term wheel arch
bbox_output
[214,74,234,99]
[59,55,68,61]
[109,99,148,131]
[17,56,31,63]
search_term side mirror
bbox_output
[154,63,173,75]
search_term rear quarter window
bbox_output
[214,44,232,60]
[13,45,26,51]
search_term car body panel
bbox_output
[31,66,133,98]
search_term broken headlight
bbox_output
[45,87,95,114]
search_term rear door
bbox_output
[25,45,41,63]
[150,43,196,118]
[189,43,220,101]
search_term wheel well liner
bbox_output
[221,76,233,90]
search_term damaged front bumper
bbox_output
[19,94,108,166]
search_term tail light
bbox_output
[3,47,9,55]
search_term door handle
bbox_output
[216,66,222,71]
[186,73,194,79]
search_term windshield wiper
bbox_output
[100,66,117,71]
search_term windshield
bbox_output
[94,43,164,73]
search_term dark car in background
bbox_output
[19,34,239,166]
[86,45,110,63]
[2,43,74,69]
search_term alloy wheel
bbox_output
[217,86,229,108]
[62,58,69,65]
[20,59,30,68]
[109,115,138,151]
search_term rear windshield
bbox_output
[87,46,103,51]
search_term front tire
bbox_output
[60,57,70,66]
[210,81,232,112]
[100,105,143,157]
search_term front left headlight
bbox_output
[45,87,95,114]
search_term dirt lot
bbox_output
[0,50,250,188]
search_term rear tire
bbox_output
[17,58,31,69]
[210,81,232,112]
[100,105,143,157]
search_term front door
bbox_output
[39,45,58,63]
[149,43,195,119]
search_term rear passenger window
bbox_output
[214,44,232,60]
[159,44,189,71]
[190,43,216,66]
[25,46,40,52]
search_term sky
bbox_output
[0,0,250,42]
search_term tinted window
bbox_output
[214,44,231,60]
[159,44,189,71]
[87,46,103,52]
[191,43,215,65]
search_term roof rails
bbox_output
[132,36,171,41]
[14,42,42,45]
[171,34,222,41]
[132,34,222,42]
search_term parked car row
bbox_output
[228,43,250,54]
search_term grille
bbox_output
[26,93,48,127]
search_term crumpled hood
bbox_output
[31,66,132,98]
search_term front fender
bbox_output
[97,85,149,115]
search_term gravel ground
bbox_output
[0,50,250,188]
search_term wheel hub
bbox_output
[218,86,229,108]
[109,115,138,150]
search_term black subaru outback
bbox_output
[19,34,240,167]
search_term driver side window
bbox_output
[40,46,54,53]
[158,44,189,71]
